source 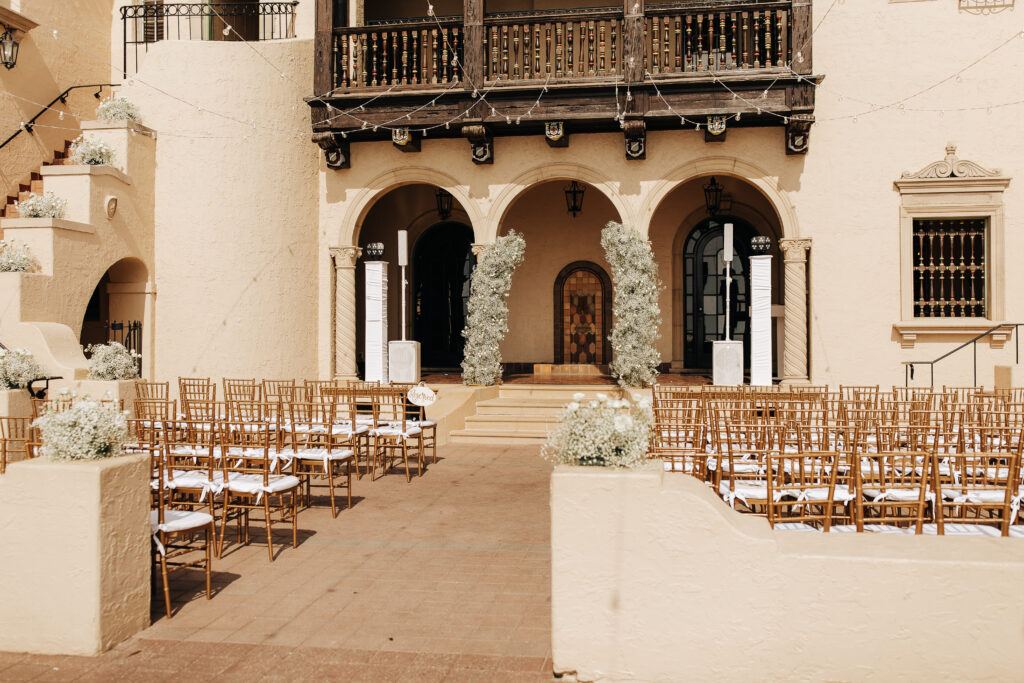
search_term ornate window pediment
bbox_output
[901,143,1002,180]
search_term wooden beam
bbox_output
[464,0,485,94]
[790,1,812,75]
[314,0,334,96]
[622,0,645,90]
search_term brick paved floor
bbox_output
[0,444,555,682]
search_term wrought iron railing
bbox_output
[121,1,299,76]
[0,84,116,152]
[109,320,144,376]
[331,1,792,90]
[903,323,1020,388]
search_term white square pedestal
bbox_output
[388,341,421,384]
[713,340,743,386]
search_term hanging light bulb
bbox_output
[223,25,232,36]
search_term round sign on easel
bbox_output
[407,381,436,407]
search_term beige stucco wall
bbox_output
[0,453,150,656]
[551,464,1024,682]
[120,38,320,383]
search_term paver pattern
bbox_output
[0,444,555,681]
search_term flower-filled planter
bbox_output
[0,396,149,655]
[69,135,116,166]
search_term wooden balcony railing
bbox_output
[333,16,464,89]
[330,2,795,90]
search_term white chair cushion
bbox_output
[829,524,914,534]
[373,425,422,438]
[417,419,437,428]
[225,473,300,495]
[773,522,821,532]
[717,480,771,507]
[167,469,223,490]
[150,509,213,534]
[778,486,857,504]
[862,487,935,503]
[921,523,1000,537]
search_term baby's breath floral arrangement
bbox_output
[601,222,664,388]
[14,191,67,219]
[33,394,128,461]
[0,240,37,272]
[70,135,115,166]
[86,342,140,380]
[542,392,653,468]
[461,230,526,386]
[0,348,43,389]
[95,96,142,123]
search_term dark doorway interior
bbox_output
[413,222,474,369]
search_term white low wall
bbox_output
[551,464,1024,682]
[0,454,150,655]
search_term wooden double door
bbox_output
[554,261,612,365]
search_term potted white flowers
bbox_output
[69,135,115,166]
[13,191,67,219]
[95,96,142,124]
[86,342,140,380]
[461,231,526,386]
[0,240,37,273]
[543,392,653,468]
[0,348,42,418]
[32,394,128,461]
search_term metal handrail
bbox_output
[902,322,1021,388]
[0,84,117,152]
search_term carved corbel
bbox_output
[622,119,646,160]
[462,124,494,165]
[705,115,727,143]
[392,127,421,153]
[786,114,814,155]
[545,121,569,148]
[313,131,351,169]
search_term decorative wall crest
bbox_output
[313,132,350,170]
[706,115,727,136]
[545,121,569,147]
[786,114,814,155]
[902,143,1001,179]
[462,124,493,165]
[622,120,646,160]
[391,126,420,152]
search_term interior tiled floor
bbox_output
[423,371,711,386]
[0,445,555,682]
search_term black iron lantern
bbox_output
[364,242,385,259]
[751,235,772,253]
[0,28,19,70]
[564,180,585,218]
[435,188,453,220]
[703,176,723,217]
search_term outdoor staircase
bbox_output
[2,140,74,219]
[449,384,628,445]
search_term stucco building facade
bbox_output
[0,0,1020,389]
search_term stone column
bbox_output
[330,246,361,380]
[779,239,812,384]
[470,243,488,259]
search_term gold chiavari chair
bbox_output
[943,386,983,405]
[162,419,222,522]
[134,398,177,425]
[766,451,849,531]
[652,395,705,477]
[391,382,439,465]
[855,451,934,534]
[218,419,300,561]
[287,401,355,518]
[183,399,225,423]
[713,421,773,506]
[840,385,880,407]
[304,379,338,401]
[0,416,37,474]
[179,377,216,403]
[136,380,170,400]
[223,378,260,403]
[262,379,298,405]
[935,442,1021,537]
[321,387,372,477]
[372,386,424,482]
[149,430,214,618]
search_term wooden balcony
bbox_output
[309,1,819,166]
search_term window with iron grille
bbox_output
[912,218,986,317]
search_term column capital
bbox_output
[470,243,489,258]
[330,246,361,268]
[778,238,812,262]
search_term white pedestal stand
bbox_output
[749,254,773,386]
[388,230,421,383]
[713,222,743,386]
[364,260,388,383]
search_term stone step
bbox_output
[497,384,626,400]
[475,398,570,417]
[464,414,562,432]
[448,428,549,445]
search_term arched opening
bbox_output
[412,221,474,369]
[554,261,612,365]
[683,217,757,370]
[648,175,784,376]
[356,183,474,375]
[79,257,149,373]
[498,179,621,369]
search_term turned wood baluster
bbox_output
[673,17,682,71]
[662,17,670,73]
[708,13,716,71]
[598,21,606,74]
[753,11,761,69]
[490,25,498,77]
[916,231,925,316]
[430,29,438,84]
[501,24,509,78]
[685,15,692,71]
[764,10,772,69]
[390,31,399,85]
[555,23,563,77]
[337,34,347,88]
[588,20,596,76]
[650,16,659,73]
[534,24,542,76]
[730,12,738,69]
[610,19,617,74]
[718,13,726,70]
[512,24,520,79]
[776,10,786,67]
[452,27,461,81]
[371,32,379,86]
[401,30,409,84]
[696,14,704,71]
[741,12,749,68]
